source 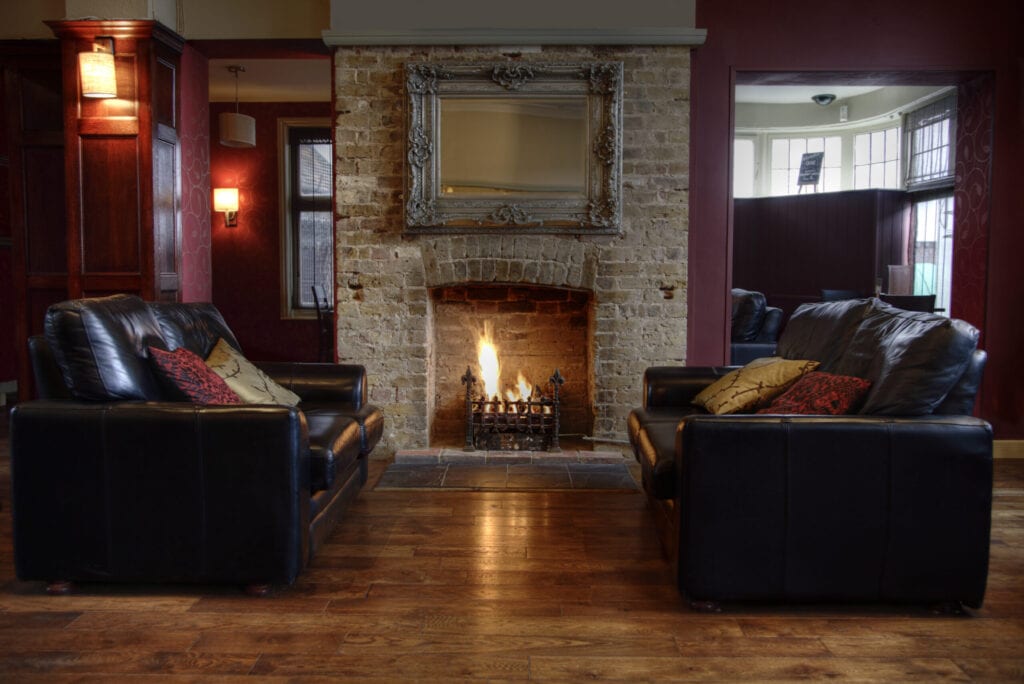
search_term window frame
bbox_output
[765,132,843,196]
[904,92,957,192]
[278,117,333,320]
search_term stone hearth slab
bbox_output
[375,462,638,491]
[394,448,627,465]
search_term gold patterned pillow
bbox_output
[205,338,301,406]
[692,357,820,415]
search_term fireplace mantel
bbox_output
[322,27,707,47]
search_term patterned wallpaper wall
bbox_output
[952,75,993,336]
[179,44,213,302]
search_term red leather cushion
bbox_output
[757,371,871,415]
[148,346,242,405]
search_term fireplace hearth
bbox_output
[462,366,564,452]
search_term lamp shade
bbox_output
[79,49,116,98]
[219,112,256,148]
[213,188,239,212]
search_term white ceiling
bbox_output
[208,59,331,103]
[735,85,882,104]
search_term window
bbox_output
[854,126,901,189]
[733,138,756,198]
[769,135,841,195]
[905,94,956,190]
[280,120,333,316]
[912,194,954,315]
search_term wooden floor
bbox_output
[1,425,1023,681]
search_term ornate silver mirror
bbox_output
[404,62,623,235]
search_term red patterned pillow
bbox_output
[148,346,242,405]
[757,371,871,415]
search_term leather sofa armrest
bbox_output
[676,414,992,607]
[10,401,311,585]
[755,307,784,343]
[257,361,367,409]
[643,366,736,408]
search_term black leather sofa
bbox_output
[730,288,783,365]
[628,297,992,609]
[10,294,383,593]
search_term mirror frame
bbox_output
[404,62,623,235]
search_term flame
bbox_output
[477,323,500,399]
[477,324,537,403]
[517,372,532,402]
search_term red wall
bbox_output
[179,45,212,302]
[690,0,1024,436]
[209,101,329,362]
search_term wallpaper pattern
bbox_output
[179,45,213,302]
[952,75,993,335]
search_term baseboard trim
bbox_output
[995,440,1024,459]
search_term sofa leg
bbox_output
[244,583,272,597]
[689,599,722,613]
[46,580,73,595]
[931,601,967,616]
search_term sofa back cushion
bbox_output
[44,294,167,401]
[150,302,241,358]
[833,300,979,415]
[777,298,874,372]
[731,288,767,342]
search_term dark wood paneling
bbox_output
[155,58,176,128]
[16,67,62,133]
[2,43,64,399]
[80,136,141,273]
[733,190,910,319]
[23,146,66,273]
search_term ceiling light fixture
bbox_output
[219,65,256,148]
[811,93,837,107]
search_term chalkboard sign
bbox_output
[797,152,825,186]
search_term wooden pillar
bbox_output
[46,20,183,303]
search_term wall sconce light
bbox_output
[219,65,256,148]
[79,37,116,99]
[213,188,239,227]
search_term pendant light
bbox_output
[219,65,255,148]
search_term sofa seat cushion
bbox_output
[833,301,979,415]
[44,294,168,401]
[306,412,361,491]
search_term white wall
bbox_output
[328,0,696,30]
[0,0,329,39]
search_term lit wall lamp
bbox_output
[79,37,116,99]
[213,188,239,227]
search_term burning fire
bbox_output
[477,324,535,403]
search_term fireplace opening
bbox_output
[429,284,593,448]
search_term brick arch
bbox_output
[419,235,599,291]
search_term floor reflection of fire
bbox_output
[462,323,563,452]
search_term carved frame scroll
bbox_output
[404,62,623,235]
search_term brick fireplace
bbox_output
[430,283,592,447]
[332,45,691,456]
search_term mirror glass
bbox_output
[404,62,622,235]
[439,97,588,199]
